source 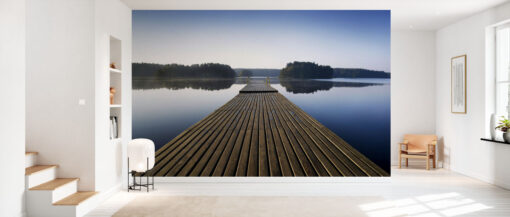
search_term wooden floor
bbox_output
[147,81,387,177]
[87,168,510,217]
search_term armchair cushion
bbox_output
[403,134,437,154]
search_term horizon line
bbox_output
[132,62,392,73]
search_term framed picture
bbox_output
[451,55,467,114]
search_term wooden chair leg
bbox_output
[406,158,408,167]
[426,157,430,170]
[433,155,436,168]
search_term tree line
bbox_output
[133,62,390,79]
[279,61,333,79]
[133,63,236,78]
[333,68,390,78]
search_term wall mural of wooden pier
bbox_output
[147,80,388,177]
[133,10,391,177]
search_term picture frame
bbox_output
[451,55,467,114]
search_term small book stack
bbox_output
[110,116,119,139]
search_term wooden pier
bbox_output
[239,79,278,93]
[147,80,388,177]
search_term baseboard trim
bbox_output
[452,167,510,190]
[98,183,122,200]
[493,178,510,190]
[153,177,391,183]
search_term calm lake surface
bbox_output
[133,77,391,173]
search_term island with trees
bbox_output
[133,63,236,79]
[279,61,333,79]
[333,68,390,78]
[133,62,163,77]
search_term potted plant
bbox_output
[495,116,510,142]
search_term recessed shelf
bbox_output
[110,68,121,74]
[109,35,122,141]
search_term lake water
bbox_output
[133,77,391,173]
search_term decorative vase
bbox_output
[490,113,496,140]
[504,132,510,143]
[110,87,116,104]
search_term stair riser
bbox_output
[25,154,37,168]
[26,168,57,189]
[26,192,78,217]
[75,194,101,217]
[26,191,65,217]
[52,181,78,203]
[26,190,100,217]
[27,189,91,217]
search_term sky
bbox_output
[133,10,391,72]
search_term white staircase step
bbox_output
[27,191,99,217]
[54,192,100,217]
[25,151,38,168]
[54,191,98,206]
[25,165,56,175]
[23,151,102,217]
[30,178,79,203]
[25,165,57,189]
[30,178,78,190]
[26,187,100,217]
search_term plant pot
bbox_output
[504,132,510,143]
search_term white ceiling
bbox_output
[121,0,508,30]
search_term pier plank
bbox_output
[246,94,261,176]
[212,94,254,176]
[239,80,277,93]
[149,81,389,177]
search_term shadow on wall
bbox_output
[437,137,450,169]
[437,137,444,168]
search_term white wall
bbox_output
[391,31,437,165]
[436,2,510,189]
[27,0,132,192]
[94,0,132,192]
[0,1,26,216]
[27,0,96,191]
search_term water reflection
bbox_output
[133,77,383,94]
[133,78,235,91]
[280,79,382,94]
[133,77,391,173]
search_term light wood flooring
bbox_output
[86,167,510,217]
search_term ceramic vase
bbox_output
[490,113,496,140]
[110,87,116,104]
[504,132,510,143]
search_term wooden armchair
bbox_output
[398,134,437,170]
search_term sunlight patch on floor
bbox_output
[359,192,492,217]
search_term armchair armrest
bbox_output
[399,140,408,151]
[427,140,437,155]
